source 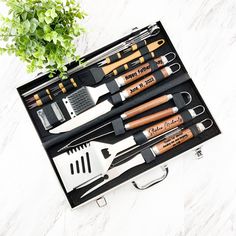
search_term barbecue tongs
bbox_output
[80,118,213,198]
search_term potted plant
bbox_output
[0,0,86,79]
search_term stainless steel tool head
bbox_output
[53,142,114,192]
[63,85,109,118]
[63,87,95,118]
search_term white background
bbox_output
[0,0,236,235]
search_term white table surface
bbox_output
[0,0,236,235]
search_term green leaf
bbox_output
[21,12,27,21]
[38,13,45,23]
[51,31,58,43]
[31,18,39,25]
[29,18,39,33]
[50,8,58,19]
[43,25,51,33]
[44,32,52,42]
[23,20,30,34]
[36,28,44,38]
[0,47,7,54]
[45,9,51,17]
[45,16,53,24]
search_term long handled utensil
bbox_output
[50,63,181,134]
[80,118,213,197]
[62,52,176,119]
[56,91,191,152]
[53,106,205,192]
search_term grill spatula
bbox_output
[53,105,204,192]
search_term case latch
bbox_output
[194,146,204,159]
[96,196,107,208]
[132,165,169,190]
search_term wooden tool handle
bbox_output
[102,39,165,75]
[122,74,157,99]
[121,95,171,120]
[102,50,141,75]
[153,128,193,155]
[120,67,171,102]
[131,40,147,51]
[120,54,166,84]
[125,108,176,130]
[119,62,152,85]
[144,113,184,139]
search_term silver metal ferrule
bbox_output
[196,123,205,133]
[143,129,149,139]
[165,66,172,76]
[120,90,129,101]
[124,123,130,130]
[120,113,127,120]
[160,56,168,65]
[188,108,197,118]
[167,94,173,100]
[151,146,160,156]
[172,107,179,113]
[115,76,126,87]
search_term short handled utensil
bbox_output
[52,78,78,95]
[53,106,205,192]
[80,118,213,197]
[79,39,165,85]
[26,78,78,108]
[50,63,181,134]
